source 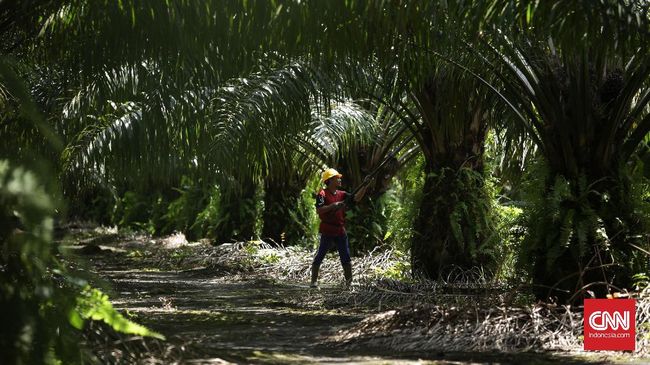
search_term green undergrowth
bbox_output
[72,286,165,340]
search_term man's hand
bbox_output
[332,201,346,210]
[316,200,346,215]
[354,183,370,202]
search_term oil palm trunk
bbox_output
[411,123,490,280]
[521,62,646,302]
[409,76,494,280]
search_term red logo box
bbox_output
[584,299,636,351]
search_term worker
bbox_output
[310,168,369,289]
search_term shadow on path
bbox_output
[87,255,614,364]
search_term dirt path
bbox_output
[91,256,433,364]
[75,234,622,365]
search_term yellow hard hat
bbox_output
[321,168,342,183]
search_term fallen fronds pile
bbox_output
[183,240,408,285]
[332,286,650,356]
[74,230,650,357]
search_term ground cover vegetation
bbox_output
[1,0,649,363]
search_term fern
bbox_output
[519,164,647,302]
[71,286,165,340]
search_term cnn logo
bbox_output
[588,310,630,331]
[584,299,635,351]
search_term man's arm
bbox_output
[315,193,345,214]
[316,201,345,214]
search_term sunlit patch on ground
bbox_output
[70,229,650,364]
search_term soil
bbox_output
[68,232,644,364]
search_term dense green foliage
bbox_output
[1,0,649,362]
[0,160,162,364]
[0,161,77,364]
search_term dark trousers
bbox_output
[313,233,351,266]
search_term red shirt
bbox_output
[315,189,349,236]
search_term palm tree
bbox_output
[37,0,502,274]
[259,98,381,246]
[472,0,650,301]
[329,66,420,253]
[59,62,217,229]
[33,0,649,293]
[205,64,312,243]
[404,67,499,279]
